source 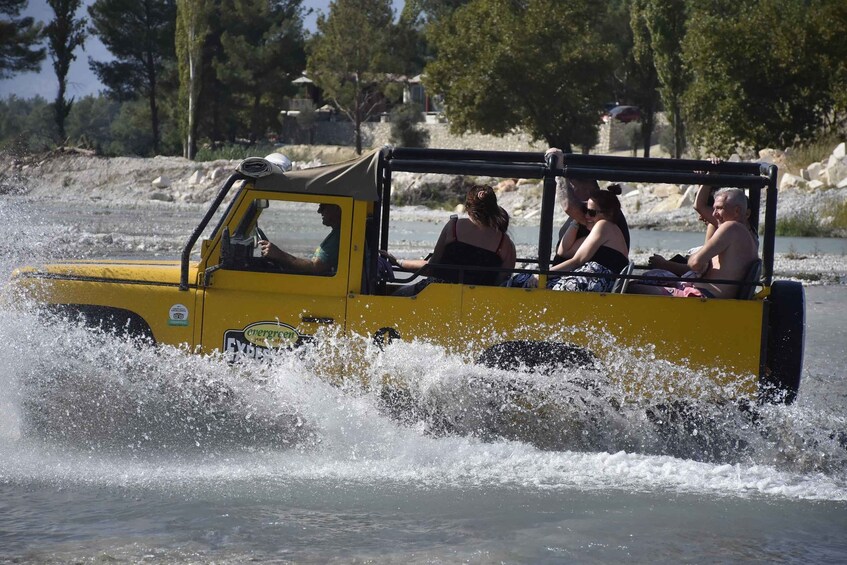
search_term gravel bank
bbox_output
[4,148,845,286]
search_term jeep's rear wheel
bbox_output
[760,281,805,404]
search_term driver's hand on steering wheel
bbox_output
[258,240,282,261]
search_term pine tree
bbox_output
[0,0,46,79]
[45,0,87,144]
[176,0,210,159]
[88,0,176,155]
[308,0,400,154]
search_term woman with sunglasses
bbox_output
[526,185,629,292]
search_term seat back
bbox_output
[612,261,635,293]
[736,258,762,299]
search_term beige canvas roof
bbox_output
[246,149,382,202]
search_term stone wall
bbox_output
[312,117,667,154]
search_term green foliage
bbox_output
[105,99,157,156]
[831,200,847,232]
[194,142,278,162]
[214,0,306,144]
[0,96,56,153]
[775,211,831,238]
[307,0,402,154]
[88,0,177,153]
[175,0,211,158]
[389,103,429,148]
[0,0,46,79]
[45,0,87,142]
[636,0,687,158]
[65,94,120,151]
[683,0,846,156]
[785,133,844,175]
[425,0,615,152]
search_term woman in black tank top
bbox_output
[388,185,517,295]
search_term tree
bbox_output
[175,0,211,159]
[308,0,400,154]
[45,0,87,144]
[389,103,429,148]
[0,0,45,79]
[88,0,176,154]
[425,0,615,152]
[628,0,661,157]
[639,0,687,158]
[214,0,306,144]
[683,0,842,155]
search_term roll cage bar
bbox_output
[180,148,777,295]
[376,147,777,292]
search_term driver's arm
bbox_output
[259,240,328,275]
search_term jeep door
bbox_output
[198,193,353,360]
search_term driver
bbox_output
[258,203,341,276]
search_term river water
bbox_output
[0,199,845,563]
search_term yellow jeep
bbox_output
[9,148,805,404]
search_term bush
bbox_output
[775,211,831,237]
[785,133,844,175]
[389,103,429,148]
[194,142,279,162]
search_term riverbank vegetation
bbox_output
[1,0,845,162]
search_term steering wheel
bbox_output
[256,224,268,242]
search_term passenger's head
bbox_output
[465,185,510,233]
[585,184,622,226]
[713,187,747,223]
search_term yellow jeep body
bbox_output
[9,149,804,403]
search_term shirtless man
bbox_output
[632,187,758,298]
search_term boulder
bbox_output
[758,148,783,164]
[150,191,174,202]
[188,170,204,185]
[679,185,698,208]
[805,162,823,181]
[807,180,825,190]
[152,175,171,189]
[833,142,846,159]
[779,173,805,191]
[495,178,517,193]
[651,194,685,213]
[824,158,847,187]
[651,183,681,198]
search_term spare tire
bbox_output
[760,281,805,404]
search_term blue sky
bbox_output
[0,0,405,100]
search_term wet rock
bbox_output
[150,191,174,202]
[188,170,204,185]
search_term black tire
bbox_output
[760,281,805,404]
[477,340,597,374]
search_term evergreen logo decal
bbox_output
[224,321,302,360]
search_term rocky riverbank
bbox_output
[3,145,846,285]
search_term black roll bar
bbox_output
[180,172,246,291]
[379,148,778,288]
